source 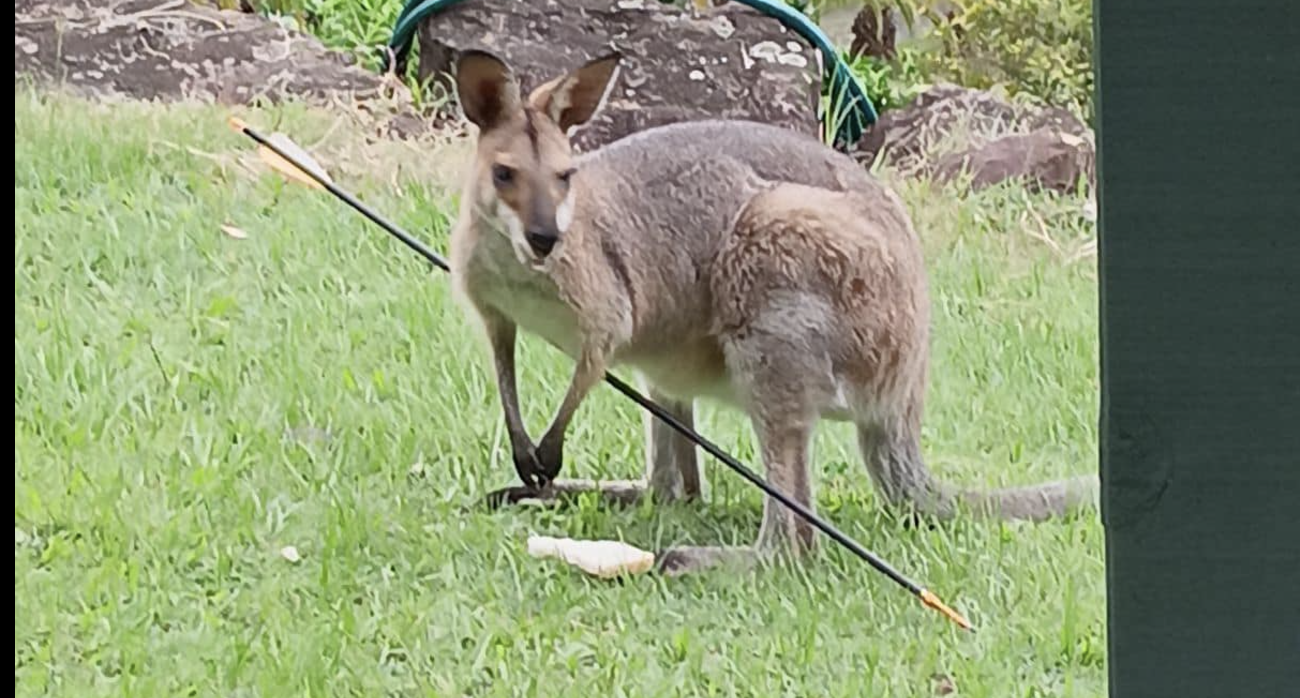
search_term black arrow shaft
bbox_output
[233,121,925,598]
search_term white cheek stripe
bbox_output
[555,192,575,234]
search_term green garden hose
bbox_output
[381,0,877,148]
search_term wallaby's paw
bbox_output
[655,545,760,576]
[510,442,546,490]
[534,433,565,483]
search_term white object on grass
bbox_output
[526,536,655,579]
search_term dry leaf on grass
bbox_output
[220,224,248,239]
[527,536,655,579]
[279,545,301,563]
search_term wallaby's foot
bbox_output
[655,545,763,576]
[548,478,647,507]
[898,507,939,531]
[481,478,648,510]
[481,484,547,509]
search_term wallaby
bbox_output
[448,50,1096,574]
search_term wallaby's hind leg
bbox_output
[657,322,827,575]
[644,383,704,502]
[752,410,819,554]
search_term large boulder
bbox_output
[414,0,824,152]
[932,129,1095,194]
[14,0,435,137]
[853,83,1095,193]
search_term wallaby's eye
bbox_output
[491,164,514,187]
[557,168,577,186]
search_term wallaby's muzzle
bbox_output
[525,226,559,257]
[524,182,561,257]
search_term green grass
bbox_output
[14,89,1105,697]
[255,0,406,55]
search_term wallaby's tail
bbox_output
[935,473,1099,522]
[856,424,1099,522]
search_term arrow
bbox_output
[227,115,974,633]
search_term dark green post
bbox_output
[1095,1,1300,696]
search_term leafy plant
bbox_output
[251,0,406,56]
[845,45,929,113]
[918,0,1095,117]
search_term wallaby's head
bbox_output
[453,50,622,264]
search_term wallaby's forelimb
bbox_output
[481,329,635,505]
[484,311,545,489]
[490,380,700,509]
[534,347,609,482]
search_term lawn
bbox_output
[14,88,1105,697]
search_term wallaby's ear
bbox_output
[454,50,522,130]
[527,52,623,133]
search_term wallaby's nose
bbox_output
[525,228,559,257]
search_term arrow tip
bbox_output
[919,589,974,632]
